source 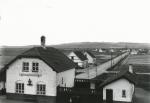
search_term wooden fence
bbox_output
[57,86,103,103]
[57,87,101,95]
[74,79,90,89]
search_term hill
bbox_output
[51,42,150,49]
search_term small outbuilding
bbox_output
[99,69,136,103]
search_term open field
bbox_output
[136,74,150,91]
[113,54,150,73]
[126,55,150,64]
[134,87,150,103]
[122,55,150,90]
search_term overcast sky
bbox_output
[0,0,150,46]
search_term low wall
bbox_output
[96,52,129,76]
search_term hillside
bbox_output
[51,42,150,49]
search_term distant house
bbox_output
[130,49,138,55]
[98,48,104,53]
[100,68,136,103]
[110,48,115,53]
[84,51,96,65]
[68,51,88,68]
[2,36,76,102]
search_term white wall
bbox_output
[6,58,57,96]
[57,68,75,87]
[103,78,134,102]
[84,52,96,64]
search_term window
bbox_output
[32,62,39,72]
[16,83,24,94]
[62,77,64,84]
[37,84,46,95]
[71,56,74,60]
[75,62,78,66]
[22,62,29,72]
[122,90,126,98]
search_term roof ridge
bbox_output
[21,47,33,55]
[2,46,76,73]
[99,69,136,87]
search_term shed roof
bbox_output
[99,69,136,87]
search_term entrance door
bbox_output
[106,89,113,103]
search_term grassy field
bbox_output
[136,74,150,91]
[124,55,150,91]
[127,55,150,64]
[134,87,150,103]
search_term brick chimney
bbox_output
[129,64,133,73]
[41,36,46,48]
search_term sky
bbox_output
[0,0,150,46]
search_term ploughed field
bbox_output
[134,87,150,103]
[126,54,150,64]
[127,54,150,103]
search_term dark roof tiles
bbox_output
[86,51,96,58]
[74,51,87,61]
[99,69,137,87]
[3,47,76,73]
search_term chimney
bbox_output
[129,64,133,73]
[41,36,46,48]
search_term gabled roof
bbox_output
[91,72,116,82]
[74,51,87,61]
[60,49,72,56]
[85,51,96,58]
[3,47,76,73]
[99,69,136,87]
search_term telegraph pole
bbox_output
[88,66,90,79]
[95,62,98,77]
[111,49,112,68]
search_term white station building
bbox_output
[2,36,76,102]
